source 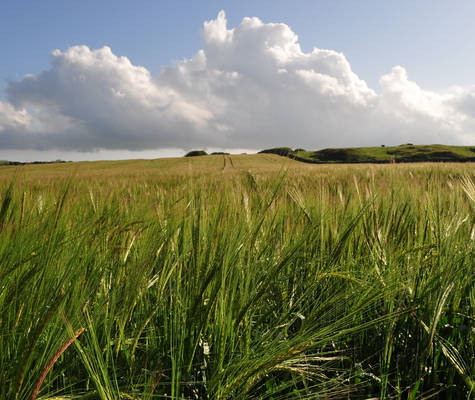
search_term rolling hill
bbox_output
[259,144,475,163]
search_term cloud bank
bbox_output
[1,11,474,153]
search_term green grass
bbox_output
[0,155,473,399]
[260,144,475,163]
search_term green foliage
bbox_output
[0,158,473,399]
[259,147,294,157]
[185,150,208,157]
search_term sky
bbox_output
[1,1,475,161]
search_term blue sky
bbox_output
[2,1,475,92]
[1,1,475,160]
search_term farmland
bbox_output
[0,154,473,399]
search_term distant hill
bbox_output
[259,145,475,164]
[0,159,68,166]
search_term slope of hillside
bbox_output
[260,144,475,163]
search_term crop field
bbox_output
[0,154,473,399]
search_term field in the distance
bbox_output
[0,155,473,399]
[0,154,299,181]
[261,144,475,163]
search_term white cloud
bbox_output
[0,101,30,132]
[0,11,474,154]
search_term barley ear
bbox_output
[31,328,85,400]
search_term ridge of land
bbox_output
[259,144,475,163]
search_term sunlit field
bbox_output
[0,155,473,399]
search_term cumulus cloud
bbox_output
[0,102,30,129]
[1,10,474,153]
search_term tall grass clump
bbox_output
[0,159,473,399]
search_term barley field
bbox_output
[0,154,473,399]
